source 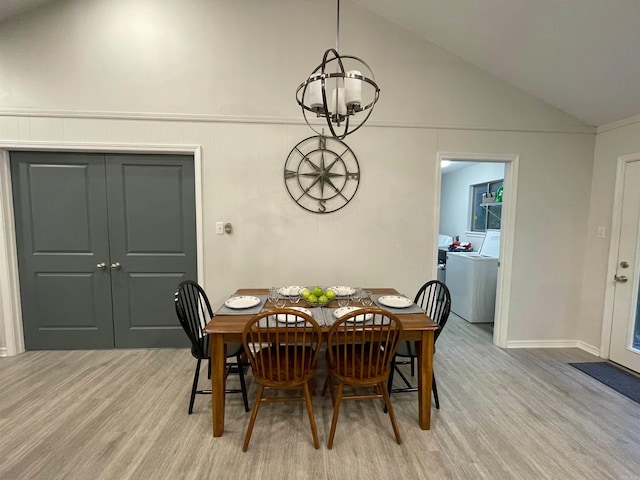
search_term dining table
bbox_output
[203,287,438,437]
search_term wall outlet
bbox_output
[216,222,224,235]
[596,226,606,239]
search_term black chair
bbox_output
[174,280,249,414]
[387,280,451,409]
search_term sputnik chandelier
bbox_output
[296,0,380,140]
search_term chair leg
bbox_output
[379,382,402,445]
[208,358,211,379]
[302,382,320,449]
[308,376,317,396]
[387,358,396,394]
[410,355,415,377]
[384,360,398,413]
[236,353,250,412]
[188,358,202,415]
[242,384,264,452]
[432,372,440,410]
[327,381,345,450]
[321,373,331,396]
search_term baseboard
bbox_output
[574,341,601,357]
[506,339,601,357]
[0,347,7,357]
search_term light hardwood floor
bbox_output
[1,314,640,480]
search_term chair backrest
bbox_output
[174,280,213,359]
[326,308,403,384]
[242,309,322,387]
[414,280,451,342]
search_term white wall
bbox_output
[440,162,505,248]
[0,0,592,133]
[0,0,597,354]
[436,130,594,344]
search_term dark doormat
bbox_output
[570,362,640,404]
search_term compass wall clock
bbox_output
[284,135,360,214]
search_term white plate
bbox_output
[377,295,413,308]
[327,286,356,296]
[278,285,303,296]
[276,307,312,323]
[224,295,261,309]
[334,306,373,322]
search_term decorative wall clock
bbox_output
[284,135,360,214]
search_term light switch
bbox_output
[216,222,224,235]
[596,226,606,239]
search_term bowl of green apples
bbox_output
[300,286,336,306]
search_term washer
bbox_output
[445,230,500,323]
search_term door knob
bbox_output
[111,262,121,270]
[614,275,628,283]
[97,262,107,270]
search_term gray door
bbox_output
[11,152,114,349]
[11,151,196,350]
[105,154,196,348]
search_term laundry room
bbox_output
[438,161,506,325]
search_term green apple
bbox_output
[326,289,336,300]
[307,294,318,303]
[313,286,324,297]
[318,295,328,305]
[301,288,311,299]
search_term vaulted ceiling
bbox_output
[2,0,639,127]
[0,0,51,25]
[352,0,640,127]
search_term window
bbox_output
[471,179,503,232]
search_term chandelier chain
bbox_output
[336,0,340,53]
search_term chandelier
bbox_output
[296,0,380,140]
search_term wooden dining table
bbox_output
[203,287,439,437]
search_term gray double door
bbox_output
[11,151,196,350]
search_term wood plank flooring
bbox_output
[1,314,639,480]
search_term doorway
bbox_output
[11,151,197,350]
[607,155,640,373]
[436,153,518,348]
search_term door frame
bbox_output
[0,141,203,357]
[600,152,640,359]
[436,152,519,348]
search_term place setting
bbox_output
[323,288,379,326]
[333,306,375,324]
[372,293,425,314]
[215,293,267,315]
[263,305,317,327]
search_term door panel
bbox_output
[119,163,187,252]
[106,154,195,348]
[610,159,640,373]
[11,152,114,349]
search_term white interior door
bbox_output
[609,159,640,373]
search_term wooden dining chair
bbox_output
[323,307,403,449]
[241,309,323,452]
[387,280,451,409]
[174,280,249,414]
